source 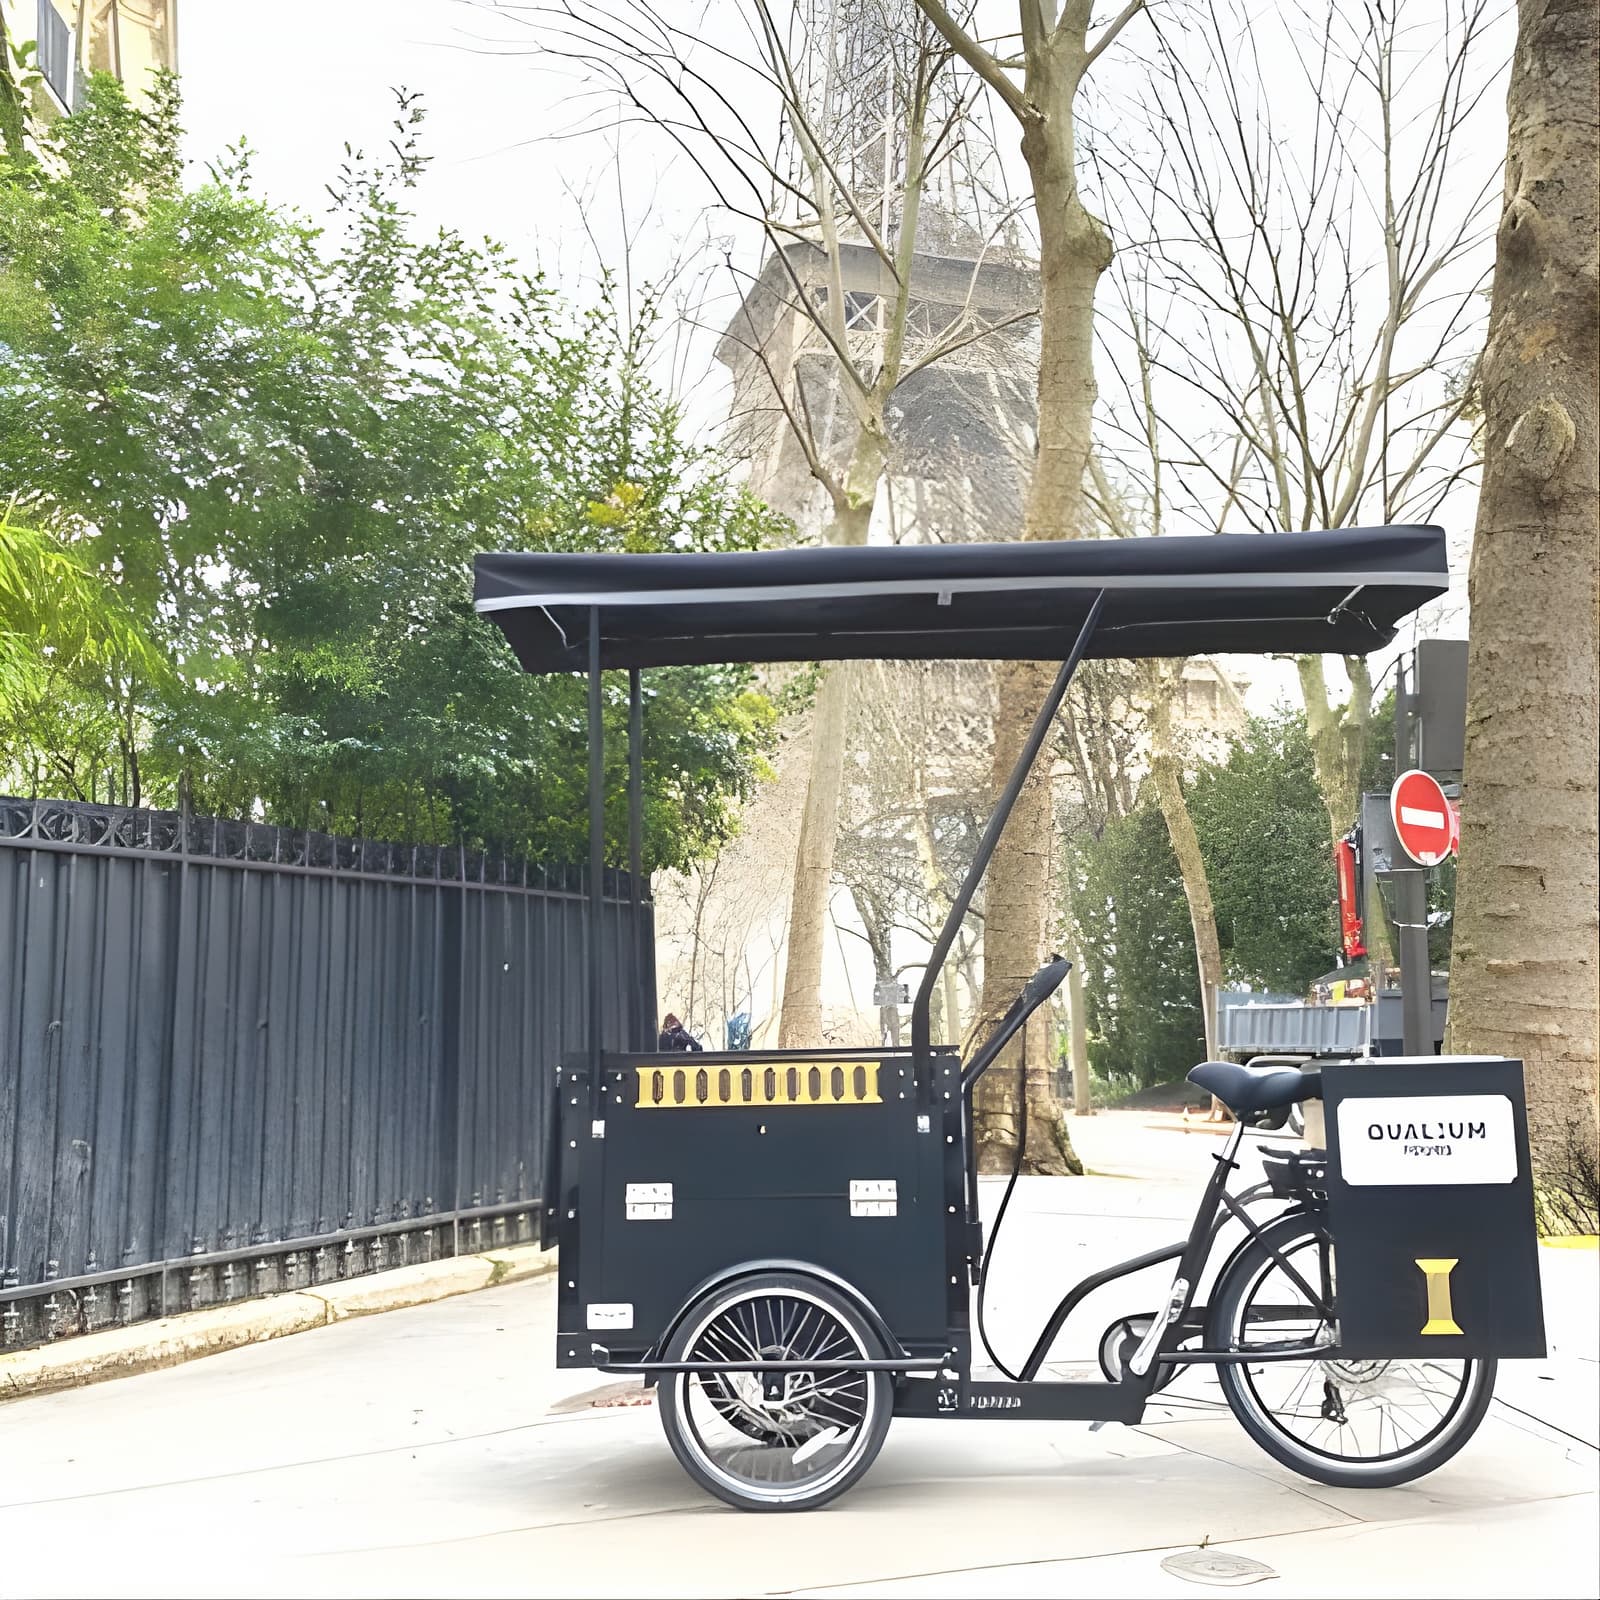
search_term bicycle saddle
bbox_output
[1187,1060,1320,1118]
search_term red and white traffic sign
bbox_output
[1391,769,1456,867]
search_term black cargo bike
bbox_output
[475,526,1546,1511]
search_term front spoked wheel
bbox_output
[1210,1214,1495,1488]
[657,1272,892,1511]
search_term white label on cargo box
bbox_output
[587,1302,634,1329]
[1336,1095,1516,1185]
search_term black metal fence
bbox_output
[0,798,655,1349]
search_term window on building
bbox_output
[36,0,74,106]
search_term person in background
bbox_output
[658,1012,702,1052]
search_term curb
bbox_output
[0,1243,555,1403]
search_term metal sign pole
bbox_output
[1395,869,1433,1055]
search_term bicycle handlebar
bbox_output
[960,955,1072,1094]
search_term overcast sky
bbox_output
[178,0,1513,715]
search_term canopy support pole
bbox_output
[911,592,1106,1091]
[588,609,604,1109]
[628,667,645,1050]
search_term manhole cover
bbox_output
[1160,1549,1277,1586]
[548,1380,655,1414]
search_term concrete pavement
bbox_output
[0,1244,554,1400]
[0,1114,1593,1599]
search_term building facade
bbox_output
[2,0,176,124]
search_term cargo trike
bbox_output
[474,526,1545,1510]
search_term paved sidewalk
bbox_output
[0,1114,1592,1599]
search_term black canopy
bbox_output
[474,525,1446,673]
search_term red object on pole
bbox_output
[1334,837,1366,959]
[1391,769,1456,867]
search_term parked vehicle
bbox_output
[476,526,1545,1511]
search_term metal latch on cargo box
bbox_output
[850,1180,897,1218]
[625,1182,673,1220]
[966,1219,984,1282]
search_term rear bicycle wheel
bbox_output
[1209,1213,1494,1488]
[657,1271,892,1511]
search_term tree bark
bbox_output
[776,430,883,1048]
[971,665,1084,1174]
[1146,666,1225,1066]
[1297,654,1373,848]
[969,40,1109,1174]
[778,658,855,1046]
[1446,0,1599,1175]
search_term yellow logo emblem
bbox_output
[1415,1257,1463,1335]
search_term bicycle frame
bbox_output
[894,1119,1337,1423]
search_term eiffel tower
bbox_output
[716,0,1040,543]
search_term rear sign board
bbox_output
[1321,1058,1545,1359]
[1335,1094,1516,1185]
[1390,768,1455,866]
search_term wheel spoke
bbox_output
[667,1283,883,1508]
[1224,1223,1483,1474]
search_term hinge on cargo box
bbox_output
[625,1182,673,1220]
[849,1179,897,1217]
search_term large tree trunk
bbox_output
[1299,652,1396,977]
[969,54,1110,1174]
[778,661,855,1046]
[1147,668,1225,1067]
[972,674,1087,1174]
[1446,0,1599,1178]
[1298,654,1373,847]
[776,435,883,1048]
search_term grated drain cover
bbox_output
[1161,1549,1277,1586]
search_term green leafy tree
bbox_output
[1188,712,1340,995]
[1,502,167,801]
[1072,709,1358,1089]
[1,503,161,686]
[1,76,783,868]
[1071,803,1206,1089]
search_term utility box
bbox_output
[1321,1057,1545,1359]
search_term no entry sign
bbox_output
[1391,769,1456,866]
